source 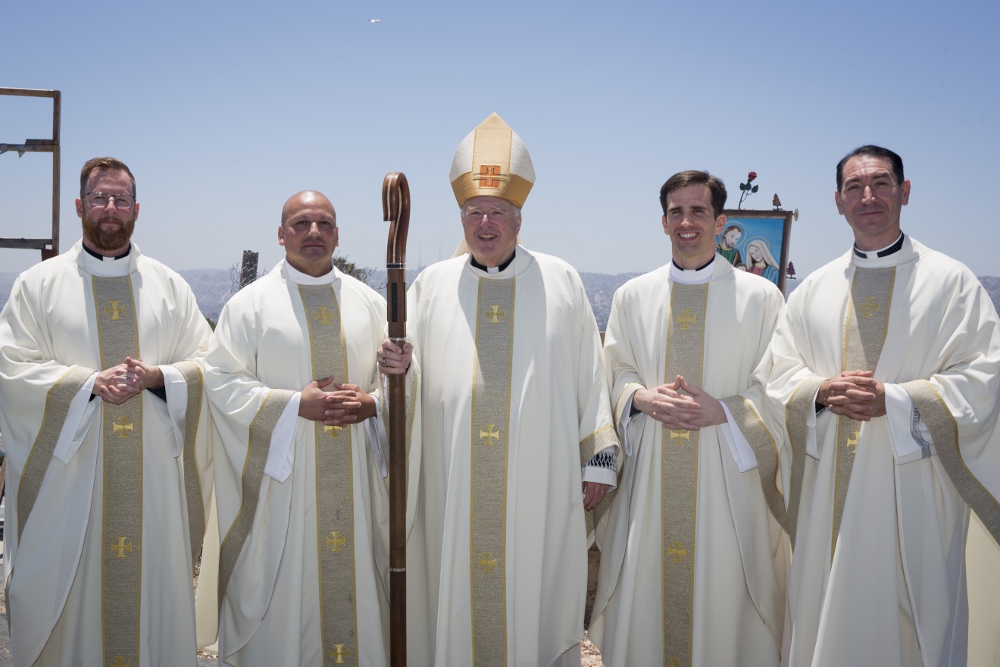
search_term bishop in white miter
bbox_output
[379,113,621,667]
[589,170,789,667]
[0,157,215,667]
[762,145,1000,666]
[207,191,409,667]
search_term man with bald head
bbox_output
[206,191,392,666]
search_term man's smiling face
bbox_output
[662,183,726,269]
[461,195,521,268]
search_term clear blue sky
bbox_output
[3,0,998,280]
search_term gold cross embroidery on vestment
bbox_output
[327,530,347,552]
[104,300,126,321]
[478,552,499,573]
[109,536,133,558]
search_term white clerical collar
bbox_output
[853,232,904,260]
[83,243,132,277]
[284,260,338,285]
[669,257,715,284]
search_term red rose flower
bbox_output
[747,171,757,182]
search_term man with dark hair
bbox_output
[762,145,1000,665]
[590,170,788,666]
[0,157,214,666]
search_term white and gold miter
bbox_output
[449,112,535,209]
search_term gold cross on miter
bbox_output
[478,552,499,573]
[312,306,334,324]
[109,657,130,667]
[113,416,134,439]
[668,429,690,446]
[479,424,500,445]
[104,300,126,321]
[846,430,860,454]
[110,536,133,558]
[327,530,347,552]
[676,310,697,330]
[858,296,881,318]
[667,541,687,563]
[329,644,351,664]
[484,305,506,323]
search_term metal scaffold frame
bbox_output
[0,87,61,261]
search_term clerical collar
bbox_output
[83,243,131,261]
[669,256,715,285]
[470,250,515,274]
[285,260,337,285]
[853,233,904,259]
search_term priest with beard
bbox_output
[0,157,215,666]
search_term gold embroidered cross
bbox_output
[676,310,697,330]
[478,552,498,573]
[109,657,130,667]
[113,416,134,439]
[668,659,682,667]
[858,297,881,318]
[476,165,502,189]
[324,425,344,437]
[329,644,351,664]
[104,300,126,321]
[484,305,506,323]
[846,430,860,454]
[668,429,690,446]
[327,530,347,552]
[667,541,687,563]
[110,536,133,558]
[479,424,500,446]
[312,306,334,325]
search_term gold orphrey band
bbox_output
[832,267,894,559]
[299,285,360,667]
[92,276,143,667]
[661,283,709,667]
[470,277,515,667]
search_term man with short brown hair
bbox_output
[590,169,788,666]
[762,145,1000,665]
[0,157,214,666]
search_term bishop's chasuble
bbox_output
[207,261,409,667]
[763,236,1000,666]
[0,241,214,667]
[404,246,620,667]
[590,257,789,667]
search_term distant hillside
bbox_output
[2,269,1000,331]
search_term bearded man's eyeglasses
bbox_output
[84,192,135,209]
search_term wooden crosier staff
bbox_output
[382,172,410,667]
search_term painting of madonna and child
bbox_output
[715,209,794,293]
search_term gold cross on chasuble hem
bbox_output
[298,284,359,666]
[832,267,895,560]
[92,276,143,667]
[470,276,515,667]
[661,282,708,667]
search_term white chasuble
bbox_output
[762,236,1000,667]
[207,261,398,667]
[0,241,214,667]
[404,247,620,667]
[591,258,788,667]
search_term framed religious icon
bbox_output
[717,209,794,293]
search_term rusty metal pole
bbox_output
[382,172,410,667]
[47,90,61,261]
